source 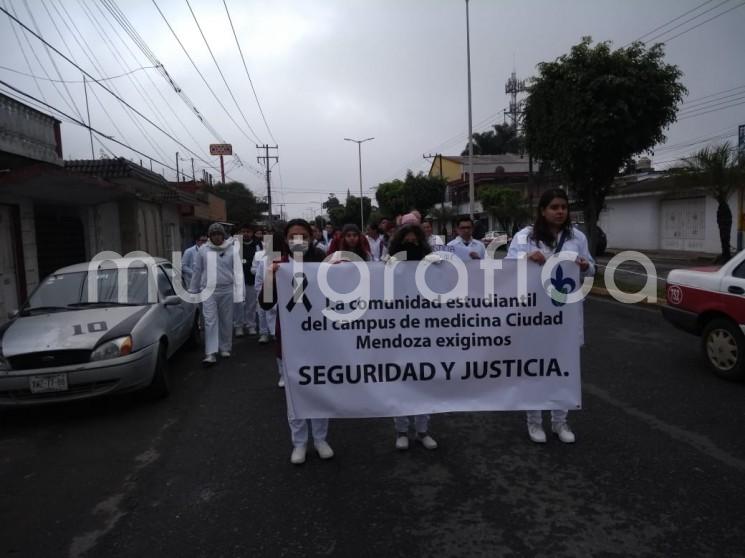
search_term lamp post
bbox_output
[344,137,374,231]
[465,0,475,219]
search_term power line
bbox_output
[626,0,717,45]
[645,0,745,44]
[678,93,745,116]
[150,0,261,146]
[184,0,262,144]
[678,98,745,120]
[0,79,179,172]
[101,0,224,143]
[0,64,158,83]
[0,5,225,173]
[223,0,276,143]
[1,0,45,104]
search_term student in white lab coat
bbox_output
[506,188,594,444]
[189,222,245,366]
[447,217,486,260]
[181,233,207,288]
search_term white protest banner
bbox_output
[277,259,581,419]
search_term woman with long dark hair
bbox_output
[506,188,594,444]
[327,223,371,262]
[386,223,439,451]
[260,219,333,465]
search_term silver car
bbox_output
[0,258,199,406]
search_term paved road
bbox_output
[2,298,745,558]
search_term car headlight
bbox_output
[90,336,133,362]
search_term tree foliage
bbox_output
[324,193,373,227]
[375,171,447,217]
[678,143,745,261]
[213,182,267,226]
[461,123,523,156]
[479,186,530,234]
[524,37,686,251]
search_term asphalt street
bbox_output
[2,297,745,558]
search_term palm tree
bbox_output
[683,143,744,262]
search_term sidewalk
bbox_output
[600,248,719,266]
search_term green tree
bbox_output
[376,171,447,217]
[325,194,373,227]
[679,143,745,261]
[524,37,686,252]
[479,186,530,234]
[213,181,266,225]
[322,194,342,211]
[461,123,523,156]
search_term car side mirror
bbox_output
[163,295,181,306]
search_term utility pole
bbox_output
[257,144,278,225]
[344,137,374,230]
[191,158,195,182]
[465,0,475,219]
[83,75,94,159]
[175,152,180,183]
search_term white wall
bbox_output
[83,202,122,258]
[599,195,661,251]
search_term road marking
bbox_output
[68,417,176,558]
[584,383,745,472]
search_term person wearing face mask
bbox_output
[506,188,594,444]
[189,222,245,366]
[259,219,334,465]
[385,223,439,451]
[234,224,262,337]
[327,223,371,262]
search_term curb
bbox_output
[590,286,666,307]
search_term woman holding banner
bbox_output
[506,188,594,444]
[260,219,334,465]
[386,223,439,451]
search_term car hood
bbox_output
[1,306,147,356]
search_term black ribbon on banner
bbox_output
[286,272,312,312]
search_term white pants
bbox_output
[289,418,329,448]
[257,305,276,336]
[526,410,569,425]
[202,286,234,355]
[233,286,258,328]
[394,415,430,433]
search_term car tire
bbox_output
[143,343,170,399]
[701,318,745,381]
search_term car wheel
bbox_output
[143,343,170,399]
[701,318,745,381]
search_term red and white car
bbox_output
[662,250,745,380]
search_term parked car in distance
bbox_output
[662,249,745,380]
[482,230,510,250]
[0,258,199,406]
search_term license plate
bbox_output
[29,374,69,394]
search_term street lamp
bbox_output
[464,0,476,220]
[344,137,374,231]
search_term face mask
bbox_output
[289,240,309,253]
[400,242,423,261]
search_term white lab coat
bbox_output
[506,225,595,424]
[189,238,245,355]
[181,243,199,288]
[447,236,486,260]
[253,250,277,336]
[366,235,387,262]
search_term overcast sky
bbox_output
[1,0,744,219]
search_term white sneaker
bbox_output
[290,446,306,465]
[202,354,216,366]
[258,334,270,344]
[417,433,438,450]
[219,351,231,358]
[248,327,257,335]
[528,424,547,443]
[277,377,285,388]
[234,326,245,337]
[395,434,409,450]
[552,422,576,443]
[314,440,334,459]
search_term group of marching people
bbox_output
[183,187,595,465]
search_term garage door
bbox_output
[661,198,706,251]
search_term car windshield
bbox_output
[25,267,153,311]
